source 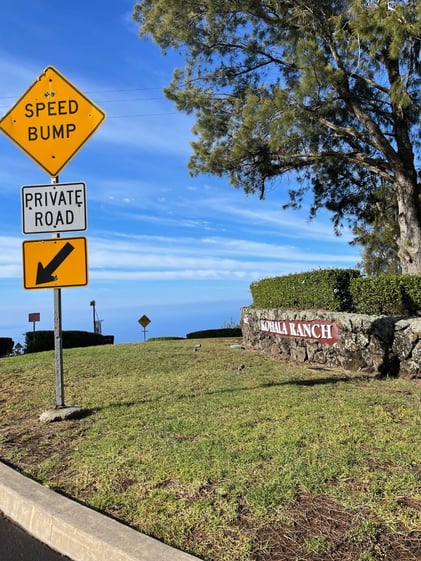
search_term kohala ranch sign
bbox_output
[260,319,338,345]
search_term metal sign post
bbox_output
[52,177,64,408]
[54,287,64,407]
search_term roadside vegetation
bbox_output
[0,339,420,561]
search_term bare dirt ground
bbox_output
[251,493,421,561]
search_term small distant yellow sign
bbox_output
[138,314,151,328]
[22,237,88,289]
[0,66,106,177]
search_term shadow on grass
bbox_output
[280,375,365,387]
[93,374,366,413]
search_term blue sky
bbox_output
[0,1,359,346]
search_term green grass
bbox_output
[1,339,420,561]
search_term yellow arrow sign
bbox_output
[22,237,88,289]
[0,66,106,177]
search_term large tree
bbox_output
[133,0,421,273]
[351,181,401,275]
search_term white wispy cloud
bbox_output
[96,112,193,155]
[88,184,356,246]
[0,230,358,283]
[87,233,357,281]
[0,54,41,99]
[199,196,355,243]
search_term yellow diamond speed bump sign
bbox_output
[22,237,88,289]
[0,66,106,177]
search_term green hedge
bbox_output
[25,330,114,353]
[350,274,421,316]
[0,337,14,357]
[186,328,242,339]
[250,269,421,316]
[250,269,360,312]
[147,337,185,342]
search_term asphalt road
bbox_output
[0,512,73,561]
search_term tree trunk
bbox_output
[395,174,421,274]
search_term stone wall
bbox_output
[241,307,421,378]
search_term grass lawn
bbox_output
[0,338,420,561]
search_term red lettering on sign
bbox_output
[260,319,338,345]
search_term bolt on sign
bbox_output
[0,66,106,177]
[22,237,88,290]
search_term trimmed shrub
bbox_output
[147,337,185,342]
[186,328,242,339]
[25,330,114,353]
[0,337,14,357]
[250,269,360,311]
[249,269,421,317]
[351,274,421,316]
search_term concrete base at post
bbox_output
[39,406,85,423]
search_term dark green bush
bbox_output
[249,269,421,316]
[0,337,14,357]
[25,330,114,353]
[250,269,360,311]
[351,274,421,316]
[186,328,242,339]
[147,337,185,342]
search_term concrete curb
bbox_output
[0,462,202,561]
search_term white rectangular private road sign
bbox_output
[21,181,87,234]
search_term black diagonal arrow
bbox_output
[36,242,75,285]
